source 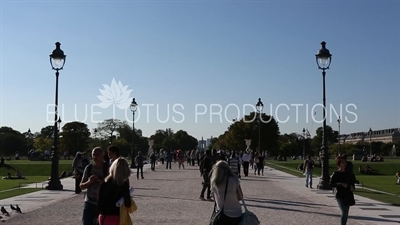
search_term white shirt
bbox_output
[242,154,251,162]
[212,176,242,218]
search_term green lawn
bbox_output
[0,160,74,197]
[0,162,73,176]
[0,188,42,200]
[266,159,400,205]
[0,176,50,191]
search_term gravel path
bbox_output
[3,164,363,225]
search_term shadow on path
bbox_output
[244,203,400,223]
[245,197,330,208]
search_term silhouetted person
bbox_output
[135,151,144,179]
[341,154,353,174]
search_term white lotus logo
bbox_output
[97,78,133,110]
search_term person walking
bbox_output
[150,151,157,171]
[159,149,165,165]
[72,152,84,194]
[98,157,131,225]
[166,150,172,169]
[227,151,240,178]
[135,151,144,179]
[210,160,243,224]
[241,151,250,177]
[303,155,314,188]
[256,152,265,176]
[199,150,213,201]
[330,156,356,225]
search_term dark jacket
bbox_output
[98,179,131,215]
[201,156,212,174]
[330,171,356,204]
[135,155,144,166]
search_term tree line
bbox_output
[208,112,399,157]
[1,113,398,158]
[0,118,198,157]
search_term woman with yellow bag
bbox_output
[98,157,133,225]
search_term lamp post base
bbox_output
[317,177,331,190]
[317,181,332,190]
[46,179,63,190]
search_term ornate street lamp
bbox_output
[26,129,33,154]
[46,42,66,190]
[369,128,373,156]
[337,116,341,156]
[302,128,306,159]
[256,98,264,152]
[316,41,332,190]
[130,98,138,168]
[57,117,62,132]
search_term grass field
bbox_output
[265,159,400,205]
[0,159,75,200]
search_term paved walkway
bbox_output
[0,163,398,224]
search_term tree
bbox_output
[96,119,124,143]
[59,121,90,155]
[0,127,26,156]
[112,138,131,157]
[216,112,280,154]
[208,137,218,149]
[33,136,53,151]
[151,129,168,145]
[173,130,198,151]
[39,125,56,139]
[311,125,338,155]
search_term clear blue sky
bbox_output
[0,0,399,140]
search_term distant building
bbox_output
[206,139,211,148]
[198,140,206,150]
[340,128,400,144]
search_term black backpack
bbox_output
[306,160,314,170]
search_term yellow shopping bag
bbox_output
[119,197,137,225]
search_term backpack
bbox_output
[306,160,314,170]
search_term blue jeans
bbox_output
[82,202,98,225]
[305,170,313,187]
[336,198,350,225]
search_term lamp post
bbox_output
[256,98,264,152]
[46,42,66,190]
[26,129,33,156]
[369,128,373,156]
[58,117,63,158]
[337,117,341,156]
[302,128,306,159]
[130,98,138,168]
[315,41,332,190]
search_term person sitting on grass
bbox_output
[395,171,400,184]
[15,170,24,179]
[2,172,25,180]
[365,165,372,174]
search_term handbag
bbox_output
[240,194,260,225]
[209,177,230,225]
[119,197,136,225]
[344,191,355,206]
